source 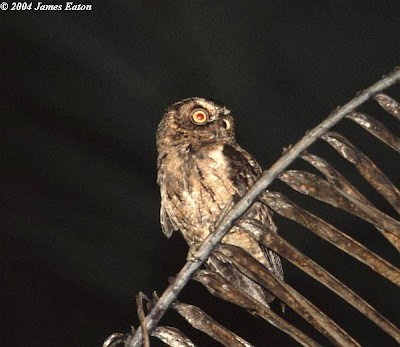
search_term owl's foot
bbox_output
[186,232,215,262]
[186,243,206,262]
[186,247,198,262]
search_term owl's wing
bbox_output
[158,156,178,238]
[223,144,284,281]
[222,143,262,195]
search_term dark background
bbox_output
[1,1,400,346]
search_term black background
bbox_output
[2,1,400,346]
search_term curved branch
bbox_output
[126,67,400,347]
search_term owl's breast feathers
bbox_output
[158,142,237,242]
[158,141,282,275]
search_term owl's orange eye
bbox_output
[191,109,208,125]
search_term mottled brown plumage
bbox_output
[157,97,283,305]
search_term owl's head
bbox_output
[157,97,235,149]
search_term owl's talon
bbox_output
[187,233,214,261]
[187,245,202,262]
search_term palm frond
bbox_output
[104,67,400,347]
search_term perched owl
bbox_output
[156,97,283,306]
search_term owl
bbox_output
[156,97,283,306]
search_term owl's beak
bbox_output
[222,118,231,130]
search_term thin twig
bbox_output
[136,293,150,347]
[126,67,400,347]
